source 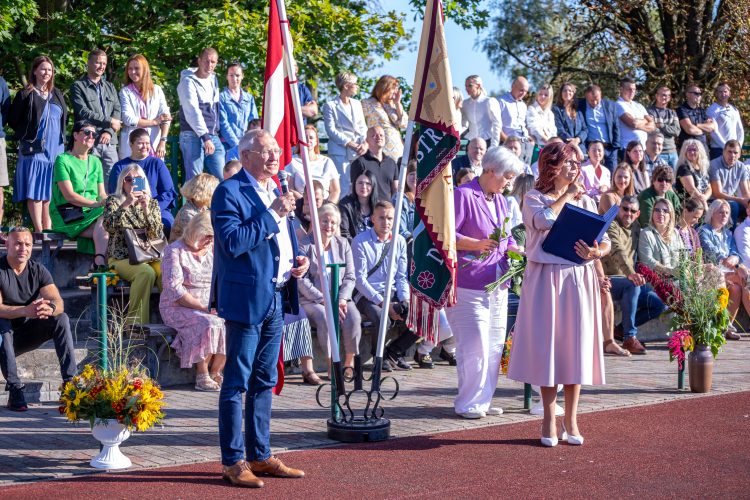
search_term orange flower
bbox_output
[717,288,729,311]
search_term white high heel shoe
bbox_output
[540,425,558,447]
[561,422,584,445]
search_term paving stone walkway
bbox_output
[1,340,748,485]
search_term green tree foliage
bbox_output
[480,0,750,110]
[0,0,408,105]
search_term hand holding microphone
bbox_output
[273,170,296,219]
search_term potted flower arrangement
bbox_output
[636,249,728,393]
[59,313,165,469]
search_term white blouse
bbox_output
[118,84,171,159]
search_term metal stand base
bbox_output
[327,417,391,443]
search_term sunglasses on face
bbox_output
[655,177,672,183]
[124,176,142,183]
[653,207,669,214]
[621,206,638,214]
[80,129,98,138]
[688,91,703,96]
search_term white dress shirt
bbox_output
[462,94,502,146]
[498,92,529,139]
[707,102,744,149]
[245,170,294,285]
[526,102,557,145]
[734,218,750,265]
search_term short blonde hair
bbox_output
[114,164,151,200]
[180,173,219,208]
[182,210,214,248]
[319,202,342,230]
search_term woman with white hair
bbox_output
[161,211,227,390]
[299,203,362,379]
[447,146,524,419]
[103,163,164,324]
[699,199,747,340]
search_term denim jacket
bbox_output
[219,88,258,149]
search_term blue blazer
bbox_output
[211,170,300,325]
[552,104,588,145]
[577,98,620,148]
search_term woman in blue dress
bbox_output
[8,56,67,231]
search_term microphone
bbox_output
[277,170,295,220]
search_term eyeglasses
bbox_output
[653,207,669,214]
[655,177,672,183]
[250,148,282,159]
[124,176,141,183]
[80,129,98,138]
[688,91,703,96]
[620,206,638,214]
[563,160,581,168]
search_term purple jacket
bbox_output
[454,178,516,290]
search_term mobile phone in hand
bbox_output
[133,177,146,192]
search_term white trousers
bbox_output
[445,287,508,414]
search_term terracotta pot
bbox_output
[688,344,714,393]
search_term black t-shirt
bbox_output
[676,103,708,148]
[349,151,399,203]
[0,257,54,306]
[674,163,710,201]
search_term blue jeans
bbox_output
[218,292,283,465]
[179,131,225,182]
[603,145,619,172]
[609,278,666,339]
[659,152,678,170]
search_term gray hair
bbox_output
[481,146,524,177]
[469,137,487,149]
[238,128,274,154]
[620,195,640,208]
[647,131,665,143]
[319,203,342,235]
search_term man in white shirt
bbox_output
[498,76,532,162]
[461,75,502,147]
[616,77,655,154]
[707,82,745,161]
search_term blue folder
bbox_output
[541,203,619,264]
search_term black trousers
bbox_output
[356,297,419,358]
[0,314,76,389]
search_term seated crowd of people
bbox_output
[0,48,746,411]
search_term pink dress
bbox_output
[160,240,226,368]
[507,190,606,387]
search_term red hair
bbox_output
[535,142,578,194]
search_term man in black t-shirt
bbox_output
[0,227,75,411]
[677,85,716,150]
[349,126,400,202]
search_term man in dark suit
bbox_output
[211,128,310,488]
[578,84,620,172]
[451,137,486,177]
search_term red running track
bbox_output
[4,391,750,498]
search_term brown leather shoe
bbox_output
[724,330,741,341]
[222,460,265,488]
[623,336,647,355]
[250,455,305,478]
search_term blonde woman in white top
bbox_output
[526,84,557,146]
[119,54,171,159]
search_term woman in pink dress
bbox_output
[160,211,226,391]
[507,142,608,447]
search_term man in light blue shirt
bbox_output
[352,200,422,370]
[498,76,532,163]
[578,84,621,171]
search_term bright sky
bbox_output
[368,0,510,97]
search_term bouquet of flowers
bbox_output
[636,249,728,367]
[59,364,165,431]
[461,218,527,295]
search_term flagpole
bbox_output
[370,120,414,392]
[275,0,344,396]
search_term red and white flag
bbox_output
[262,0,299,395]
[262,0,298,178]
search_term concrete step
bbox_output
[0,379,65,406]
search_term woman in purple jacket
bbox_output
[446,146,524,419]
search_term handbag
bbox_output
[57,203,85,224]
[124,227,167,265]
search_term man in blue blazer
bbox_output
[578,84,621,172]
[211,128,310,488]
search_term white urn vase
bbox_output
[90,419,132,469]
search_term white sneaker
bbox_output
[486,407,504,416]
[456,410,485,419]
